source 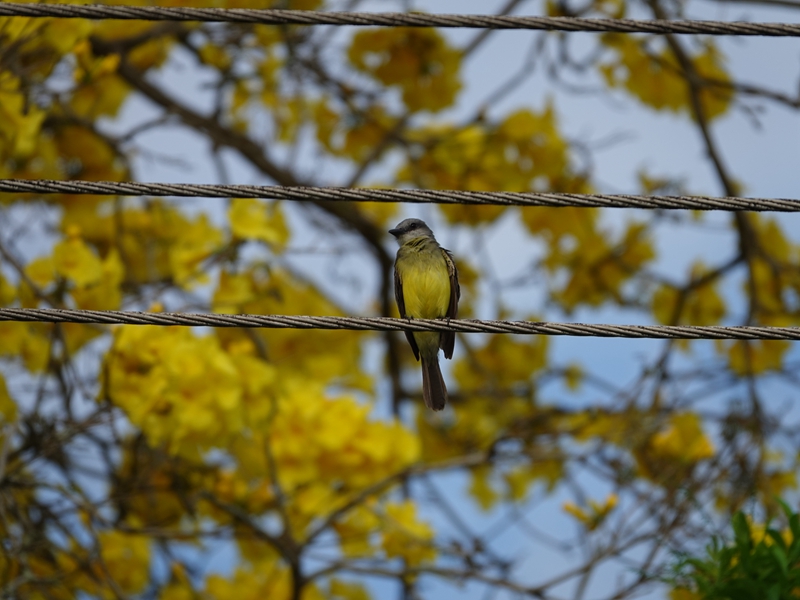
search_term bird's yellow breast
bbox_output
[396,245,450,320]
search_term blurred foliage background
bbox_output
[1,0,800,598]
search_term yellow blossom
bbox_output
[53,230,103,288]
[0,373,17,423]
[562,494,618,531]
[348,28,461,113]
[651,413,715,463]
[334,504,380,557]
[727,340,790,376]
[381,501,436,566]
[169,213,224,288]
[329,579,371,600]
[0,73,46,158]
[104,326,244,456]
[95,530,150,596]
[71,248,125,311]
[229,198,289,248]
[0,270,15,306]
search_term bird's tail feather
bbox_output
[421,355,447,411]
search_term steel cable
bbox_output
[0,3,799,37]
[2,179,799,212]
[1,307,799,340]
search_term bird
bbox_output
[389,218,460,410]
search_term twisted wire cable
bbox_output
[0,3,799,37]
[2,308,799,340]
[2,179,799,212]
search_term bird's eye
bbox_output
[408,223,417,230]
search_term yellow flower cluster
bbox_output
[564,409,717,490]
[95,530,152,598]
[419,333,567,510]
[204,560,325,600]
[0,227,126,366]
[726,339,791,376]
[229,198,289,247]
[565,409,649,447]
[0,72,46,163]
[652,262,727,327]
[381,501,437,567]
[330,499,437,567]
[102,317,423,542]
[0,520,150,600]
[650,413,715,463]
[104,325,245,457]
[562,494,619,531]
[0,372,17,423]
[454,333,549,394]
[398,107,589,226]
[526,209,655,310]
[634,412,715,488]
[315,102,398,163]
[599,35,733,121]
[348,28,462,113]
[212,268,370,390]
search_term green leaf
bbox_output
[732,512,751,546]
[766,583,780,600]
[767,528,788,551]
[788,510,800,545]
[769,543,789,578]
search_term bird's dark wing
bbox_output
[394,263,420,361]
[440,247,460,360]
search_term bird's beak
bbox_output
[388,228,401,237]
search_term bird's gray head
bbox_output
[388,218,436,245]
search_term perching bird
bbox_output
[389,218,460,410]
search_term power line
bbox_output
[2,179,799,212]
[1,307,799,340]
[0,3,799,37]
